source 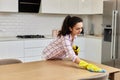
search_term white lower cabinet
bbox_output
[85,37,102,63]
[0,41,24,61]
[24,39,53,62]
[74,37,102,63]
[74,37,85,59]
[0,37,102,63]
[24,56,42,62]
[0,39,53,63]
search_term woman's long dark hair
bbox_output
[58,15,83,37]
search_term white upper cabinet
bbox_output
[78,0,103,14]
[0,0,18,12]
[40,0,103,14]
[79,0,92,14]
[60,0,79,14]
[40,0,79,14]
[40,0,61,13]
[91,0,103,14]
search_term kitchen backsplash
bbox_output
[0,13,102,37]
[88,15,103,36]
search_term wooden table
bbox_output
[0,60,120,80]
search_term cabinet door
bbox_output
[74,37,85,52]
[25,47,44,57]
[91,0,103,14]
[60,0,79,14]
[24,39,53,48]
[0,0,18,12]
[0,41,24,59]
[79,0,92,14]
[24,56,42,62]
[40,0,103,14]
[85,38,102,63]
[78,52,85,59]
[24,39,53,62]
[41,0,60,13]
[74,37,85,59]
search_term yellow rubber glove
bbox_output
[72,45,80,55]
[79,60,106,73]
[79,60,89,69]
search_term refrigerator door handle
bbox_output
[113,10,118,59]
[111,10,115,59]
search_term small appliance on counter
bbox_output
[89,24,94,35]
[52,29,59,37]
[16,35,45,38]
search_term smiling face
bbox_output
[69,22,83,37]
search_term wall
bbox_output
[86,15,103,36]
[0,12,102,37]
[0,13,64,37]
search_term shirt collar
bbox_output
[69,34,77,41]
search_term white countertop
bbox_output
[78,34,102,39]
[0,35,102,41]
[0,36,54,41]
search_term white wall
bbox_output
[0,12,102,37]
[86,15,103,36]
[0,13,65,37]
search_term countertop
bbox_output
[78,34,103,39]
[0,35,102,41]
[0,60,119,80]
[0,36,54,41]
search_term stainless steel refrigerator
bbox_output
[102,0,120,68]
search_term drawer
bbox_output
[0,41,24,58]
[24,39,53,48]
[24,56,42,62]
[25,47,44,57]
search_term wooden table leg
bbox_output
[109,72,120,80]
[114,72,120,80]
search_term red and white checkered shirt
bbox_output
[42,34,77,62]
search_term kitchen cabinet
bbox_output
[74,36,102,63]
[0,0,18,12]
[0,41,24,62]
[74,37,85,59]
[40,0,103,14]
[24,39,53,62]
[91,0,103,14]
[40,0,61,13]
[41,0,79,14]
[60,0,79,14]
[78,0,92,14]
[0,37,102,63]
[0,38,53,63]
[78,0,103,14]
[85,37,102,63]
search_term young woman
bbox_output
[42,15,82,63]
[42,15,105,73]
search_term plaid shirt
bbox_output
[42,34,77,62]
